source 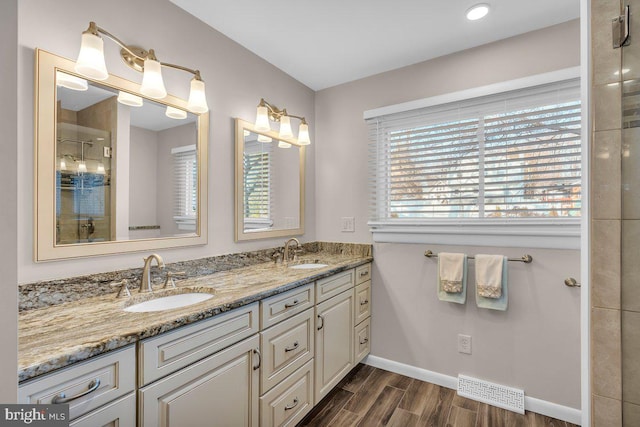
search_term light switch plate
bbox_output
[341,217,355,232]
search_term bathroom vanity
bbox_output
[18,252,372,427]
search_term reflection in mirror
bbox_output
[55,72,198,244]
[235,119,304,241]
[35,49,208,261]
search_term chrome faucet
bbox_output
[283,238,300,265]
[140,254,165,293]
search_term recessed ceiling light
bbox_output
[466,3,490,21]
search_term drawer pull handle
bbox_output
[284,299,300,309]
[284,397,299,411]
[317,314,324,330]
[52,379,101,404]
[253,348,262,371]
[360,337,369,345]
[285,341,299,352]
[360,299,369,306]
[359,270,369,277]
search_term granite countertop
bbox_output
[18,253,372,382]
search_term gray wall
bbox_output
[129,126,159,233]
[18,0,316,283]
[0,0,18,403]
[314,20,582,408]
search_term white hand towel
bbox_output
[439,253,465,293]
[475,254,504,298]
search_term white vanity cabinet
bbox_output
[314,273,356,404]
[18,345,136,425]
[137,302,260,427]
[354,263,372,364]
[259,283,315,427]
[139,334,260,427]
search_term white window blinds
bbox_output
[367,78,581,223]
[172,145,197,231]
[243,142,273,230]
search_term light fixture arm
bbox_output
[84,22,202,79]
[258,98,307,124]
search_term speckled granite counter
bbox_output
[19,249,372,382]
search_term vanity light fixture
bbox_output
[59,157,67,171]
[74,21,209,112]
[56,71,88,91]
[117,91,143,107]
[466,3,490,21]
[96,163,106,175]
[254,98,311,145]
[278,141,292,149]
[257,134,273,143]
[77,161,87,173]
[166,106,187,120]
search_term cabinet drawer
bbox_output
[260,308,314,394]
[355,280,371,325]
[139,302,259,386]
[354,317,371,364]
[18,345,135,421]
[70,392,136,427]
[316,269,354,303]
[260,283,314,329]
[355,263,371,285]
[260,359,314,427]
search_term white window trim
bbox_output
[171,144,197,232]
[365,67,581,250]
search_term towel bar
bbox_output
[424,250,533,264]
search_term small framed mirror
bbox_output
[235,119,305,241]
[35,49,209,261]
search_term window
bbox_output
[172,145,197,231]
[243,142,273,230]
[366,71,582,248]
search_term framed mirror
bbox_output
[235,119,305,241]
[34,49,208,261]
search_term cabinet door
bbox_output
[139,335,260,427]
[315,289,354,404]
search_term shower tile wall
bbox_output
[592,0,640,425]
[591,0,623,426]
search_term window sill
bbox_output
[368,219,581,249]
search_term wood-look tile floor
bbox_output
[297,364,580,427]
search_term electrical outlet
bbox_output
[341,217,355,232]
[458,334,472,354]
[103,147,112,158]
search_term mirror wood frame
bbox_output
[34,49,209,261]
[234,118,305,242]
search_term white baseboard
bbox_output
[363,355,582,425]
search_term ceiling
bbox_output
[170,0,580,91]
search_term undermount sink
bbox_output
[289,263,329,270]
[124,293,214,313]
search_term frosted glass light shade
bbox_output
[77,161,87,173]
[96,163,106,175]
[255,106,271,131]
[279,115,294,139]
[117,91,143,107]
[257,134,273,143]
[56,72,88,91]
[59,158,67,171]
[466,4,490,20]
[297,123,311,145]
[140,58,167,99]
[187,78,208,113]
[166,106,187,120]
[75,32,109,80]
[278,141,291,149]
